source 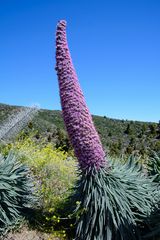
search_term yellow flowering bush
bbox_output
[2,136,77,213]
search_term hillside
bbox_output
[0,103,160,156]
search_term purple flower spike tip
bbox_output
[55,20,108,171]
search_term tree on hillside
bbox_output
[157,120,160,139]
[124,123,133,135]
[149,123,156,135]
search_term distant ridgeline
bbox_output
[0,103,160,157]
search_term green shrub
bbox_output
[142,151,160,239]
[142,203,160,240]
[66,156,159,240]
[147,151,160,182]
[5,136,77,213]
[0,151,36,235]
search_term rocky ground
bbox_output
[2,226,62,240]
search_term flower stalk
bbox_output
[55,20,107,171]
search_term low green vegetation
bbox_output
[10,136,77,212]
[68,158,159,239]
[0,135,77,239]
[0,135,160,239]
[0,151,36,237]
[0,103,160,239]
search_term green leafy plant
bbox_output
[141,151,160,239]
[67,156,159,240]
[0,151,36,235]
[147,151,160,182]
[141,203,160,240]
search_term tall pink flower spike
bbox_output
[55,20,107,171]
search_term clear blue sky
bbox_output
[0,0,160,122]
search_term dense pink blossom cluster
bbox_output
[55,20,107,170]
